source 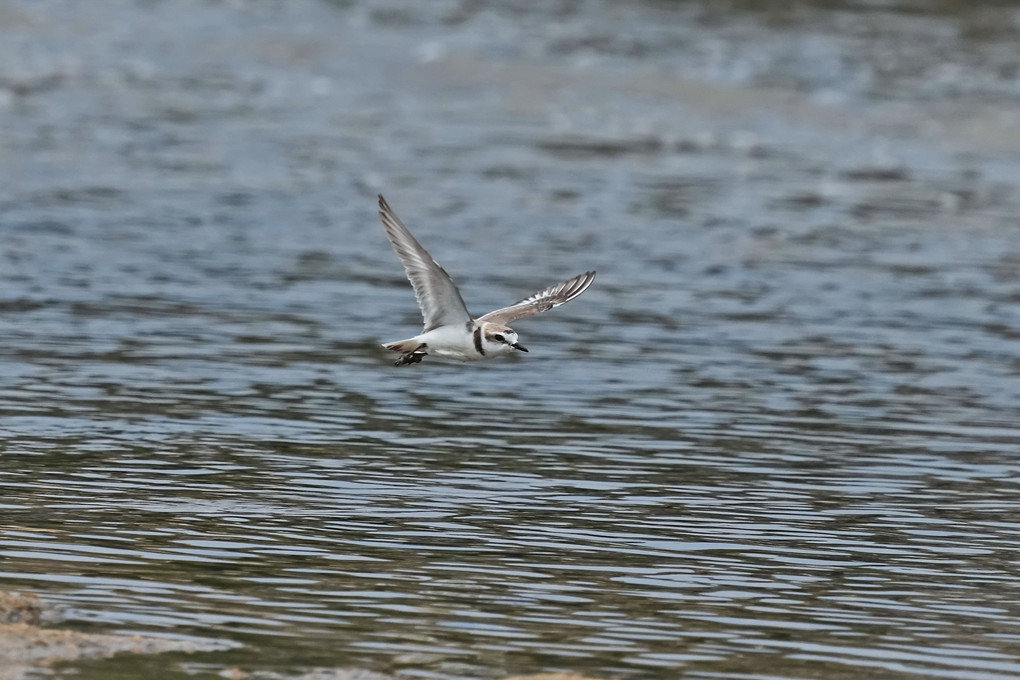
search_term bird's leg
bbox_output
[394,345,427,366]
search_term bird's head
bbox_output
[481,323,528,355]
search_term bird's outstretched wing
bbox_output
[378,195,472,332]
[477,270,596,326]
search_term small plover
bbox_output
[377,195,596,366]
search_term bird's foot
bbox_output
[394,346,427,366]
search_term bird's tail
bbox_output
[382,338,422,354]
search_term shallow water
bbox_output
[2,1,1020,679]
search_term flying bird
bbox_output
[377,194,596,366]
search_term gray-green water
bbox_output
[2,1,1020,678]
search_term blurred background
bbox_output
[1,0,1020,678]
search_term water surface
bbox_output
[2,1,1020,678]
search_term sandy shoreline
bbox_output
[0,590,610,680]
[0,589,233,679]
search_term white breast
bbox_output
[417,325,484,361]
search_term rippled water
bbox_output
[2,1,1020,679]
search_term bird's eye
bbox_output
[493,334,505,343]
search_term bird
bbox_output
[376,194,596,366]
